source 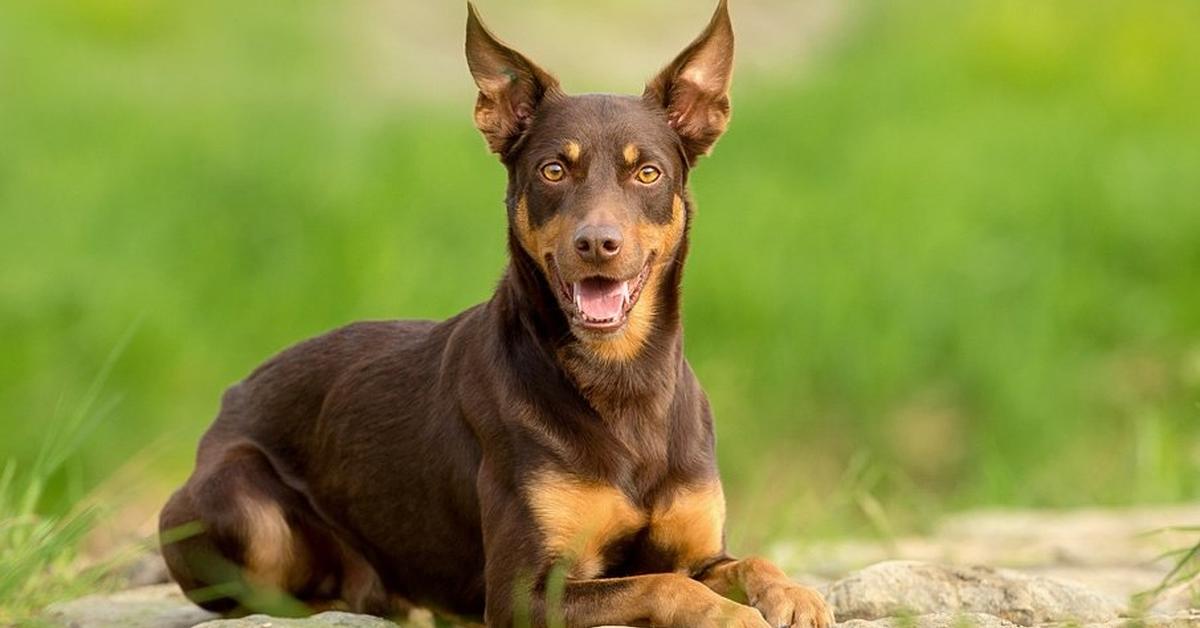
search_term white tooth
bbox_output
[573,283,582,310]
[620,281,630,305]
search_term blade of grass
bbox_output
[0,320,141,623]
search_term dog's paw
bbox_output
[679,597,772,628]
[715,605,772,628]
[749,583,834,628]
[719,604,775,628]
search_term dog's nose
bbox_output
[573,224,622,263]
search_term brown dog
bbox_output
[159,2,833,626]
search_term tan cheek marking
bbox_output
[623,143,640,166]
[584,196,685,363]
[650,481,726,572]
[527,470,646,579]
[653,195,688,253]
[564,140,582,164]
[514,195,536,255]
[633,194,687,264]
[515,194,564,275]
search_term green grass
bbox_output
[0,461,102,625]
[1140,528,1200,610]
[1,0,1198,606]
[0,327,140,624]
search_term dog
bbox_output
[159,2,833,626]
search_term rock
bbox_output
[777,504,1200,577]
[824,560,1126,625]
[123,550,172,587]
[1078,611,1200,627]
[194,611,399,627]
[1021,566,1163,602]
[835,612,1019,628]
[935,507,1200,570]
[42,584,217,628]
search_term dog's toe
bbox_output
[752,584,834,628]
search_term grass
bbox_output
[0,477,108,626]
[1135,528,1200,611]
[1,0,1199,615]
[0,326,139,624]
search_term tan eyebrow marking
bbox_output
[623,143,640,166]
[564,140,582,163]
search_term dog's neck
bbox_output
[494,221,691,422]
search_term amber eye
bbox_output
[635,165,662,184]
[540,162,566,182]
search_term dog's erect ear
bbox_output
[466,3,561,156]
[644,0,734,165]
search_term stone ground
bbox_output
[42,505,1200,627]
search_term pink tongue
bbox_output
[576,278,626,321]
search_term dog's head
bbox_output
[466,1,733,360]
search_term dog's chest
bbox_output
[525,471,725,578]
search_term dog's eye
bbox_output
[635,165,662,185]
[540,162,566,182]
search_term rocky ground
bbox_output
[42,505,1200,627]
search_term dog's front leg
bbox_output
[478,475,769,627]
[486,572,772,628]
[561,574,776,628]
[698,557,834,628]
[478,520,771,627]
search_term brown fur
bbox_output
[159,2,831,626]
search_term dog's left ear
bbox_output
[466,3,561,156]
[644,0,734,165]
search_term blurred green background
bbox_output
[1,0,1199,556]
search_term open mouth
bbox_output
[549,255,654,332]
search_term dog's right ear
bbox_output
[644,0,734,165]
[466,3,561,156]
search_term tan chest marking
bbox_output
[526,471,646,579]
[649,480,726,572]
[527,474,726,578]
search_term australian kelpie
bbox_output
[160,2,833,626]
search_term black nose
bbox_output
[573,224,623,263]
